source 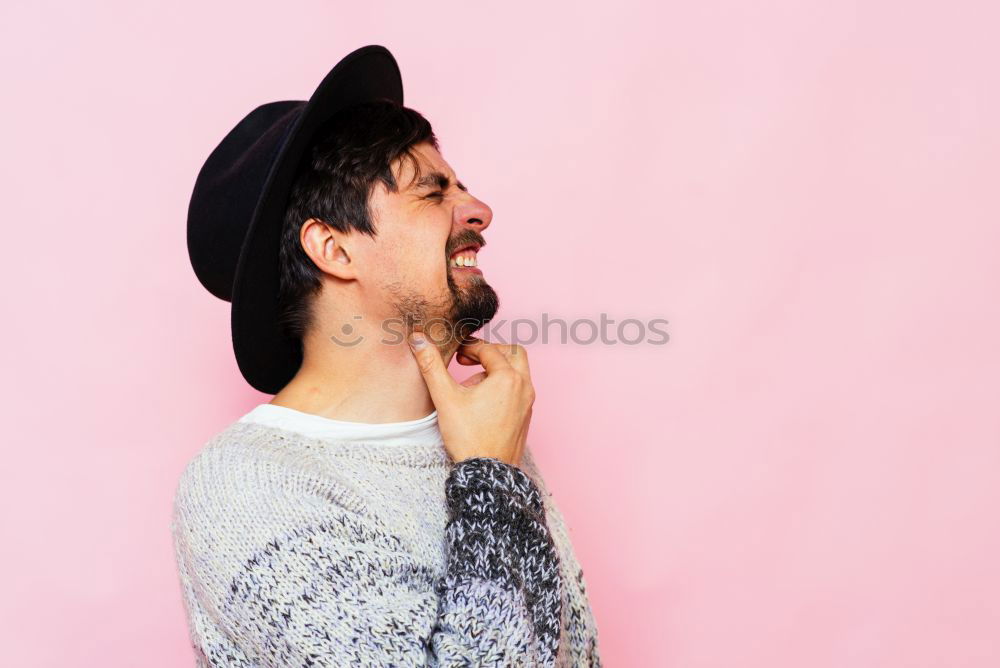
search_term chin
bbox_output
[448,275,499,336]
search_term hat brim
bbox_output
[230,45,404,394]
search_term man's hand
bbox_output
[408,334,534,467]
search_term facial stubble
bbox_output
[386,237,499,344]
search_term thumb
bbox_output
[408,332,457,403]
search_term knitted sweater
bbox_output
[170,418,602,667]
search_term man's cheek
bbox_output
[432,256,450,280]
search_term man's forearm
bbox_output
[438,456,564,664]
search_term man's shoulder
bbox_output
[178,417,256,475]
[171,419,312,550]
[173,419,282,510]
[170,417,379,575]
[173,417,369,522]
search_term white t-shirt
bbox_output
[238,403,444,447]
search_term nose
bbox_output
[454,194,493,232]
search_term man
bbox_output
[173,45,602,666]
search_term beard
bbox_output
[384,228,499,345]
[443,227,499,339]
[445,265,499,340]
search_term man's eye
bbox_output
[425,191,445,200]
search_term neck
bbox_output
[270,319,458,424]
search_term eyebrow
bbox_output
[410,170,467,193]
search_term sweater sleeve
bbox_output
[437,457,563,663]
[172,452,563,667]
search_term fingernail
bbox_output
[409,332,427,350]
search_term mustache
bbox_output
[445,229,487,258]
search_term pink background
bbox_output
[2,1,998,665]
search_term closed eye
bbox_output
[425,191,445,200]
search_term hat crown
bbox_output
[186,101,305,301]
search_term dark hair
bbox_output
[277,99,439,343]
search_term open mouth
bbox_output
[448,244,481,269]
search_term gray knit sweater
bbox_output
[170,419,602,666]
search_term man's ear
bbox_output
[299,217,357,280]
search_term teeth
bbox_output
[449,252,478,267]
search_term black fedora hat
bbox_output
[187,45,403,394]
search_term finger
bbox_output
[461,339,520,364]
[408,333,458,402]
[456,352,478,366]
[461,341,531,378]
[459,371,487,387]
[456,339,513,374]
[500,344,531,378]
